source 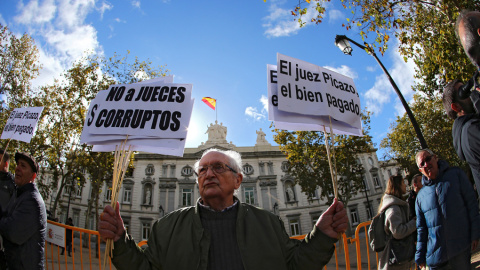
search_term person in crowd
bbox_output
[0,149,14,270]
[377,175,417,270]
[61,217,74,256]
[456,10,480,68]
[99,148,348,270]
[406,174,423,220]
[442,80,480,198]
[415,149,480,269]
[0,152,47,269]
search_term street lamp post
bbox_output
[334,35,428,150]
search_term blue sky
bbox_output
[0,0,418,159]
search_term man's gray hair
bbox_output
[415,148,435,166]
[194,148,244,195]
[194,148,244,175]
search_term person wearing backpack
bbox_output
[377,175,417,270]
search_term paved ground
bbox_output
[45,233,480,270]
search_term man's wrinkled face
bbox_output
[14,159,35,187]
[197,152,242,204]
[417,152,439,180]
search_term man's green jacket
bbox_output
[112,200,336,269]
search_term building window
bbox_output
[141,222,151,241]
[350,208,359,225]
[170,165,176,178]
[123,187,132,204]
[182,188,193,206]
[289,218,301,236]
[75,186,82,197]
[308,189,318,199]
[72,211,80,227]
[244,187,255,204]
[105,186,112,201]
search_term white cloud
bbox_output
[366,66,376,72]
[245,106,266,121]
[14,0,56,25]
[328,9,343,23]
[98,1,113,19]
[364,41,417,115]
[132,1,141,9]
[262,1,317,38]
[323,65,358,79]
[260,95,268,112]
[10,0,105,88]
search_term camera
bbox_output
[459,71,480,99]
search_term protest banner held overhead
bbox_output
[1,107,44,143]
[80,77,194,157]
[267,63,362,136]
[275,53,362,130]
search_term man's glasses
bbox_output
[195,162,237,177]
[418,155,433,168]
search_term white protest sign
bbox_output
[267,64,362,135]
[46,222,65,247]
[80,98,194,144]
[83,84,192,137]
[1,107,44,143]
[92,139,186,157]
[130,76,174,85]
[276,53,361,128]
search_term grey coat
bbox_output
[378,194,416,270]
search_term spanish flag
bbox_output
[202,97,216,110]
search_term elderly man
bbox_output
[0,152,46,269]
[415,149,480,270]
[443,80,480,198]
[99,148,348,270]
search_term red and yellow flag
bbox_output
[202,97,216,110]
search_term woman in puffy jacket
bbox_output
[377,175,417,270]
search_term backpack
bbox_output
[368,211,387,252]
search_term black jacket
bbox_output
[0,183,47,269]
[0,171,14,215]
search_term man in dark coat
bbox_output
[0,152,46,269]
[0,149,14,270]
[442,80,480,198]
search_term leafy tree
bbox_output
[273,112,373,209]
[0,24,41,108]
[380,93,469,177]
[287,0,480,94]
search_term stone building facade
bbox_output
[46,122,402,242]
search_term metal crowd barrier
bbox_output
[46,219,417,270]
